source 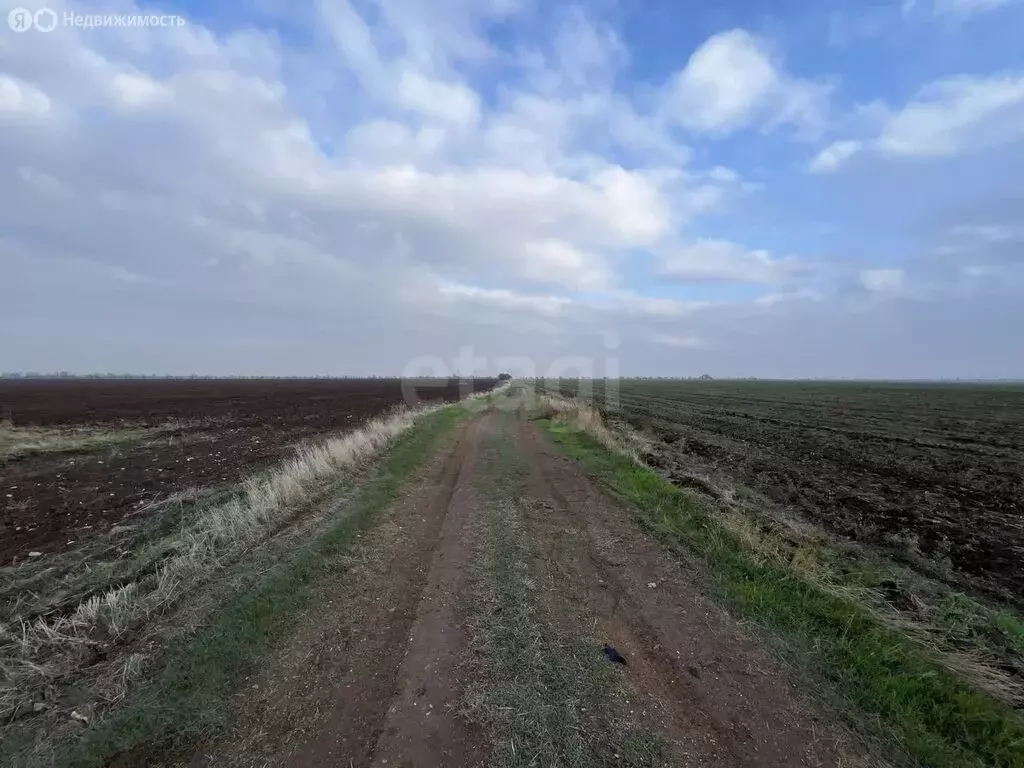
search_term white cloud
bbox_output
[859,268,905,292]
[395,68,480,125]
[18,166,74,200]
[0,75,51,116]
[551,5,627,88]
[319,0,487,126]
[437,282,573,317]
[949,224,1018,242]
[663,29,829,136]
[3,0,1016,378]
[821,73,1024,167]
[518,240,612,292]
[808,139,862,173]
[344,119,446,162]
[659,239,806,284]
[320,0,388,89]
[0,0,703,338]
[109,72,171,109]
[652,333,705,349]
[665,30,776,133]
[753,289,823,307]
[933,0,1020,16]
[708,166,739,183]
[593,291,710,318]
[588,166,670,243]
[769,79,833,136]
[478,10,689,172]
[372,0,522,68]
[878,74,1024,156]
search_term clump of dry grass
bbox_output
[0,423,154,463]
[0,404,443,721]
[535,392,648,464]
[197,407,427,550]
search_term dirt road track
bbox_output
[205,405,857,767]
[509,407,848,767]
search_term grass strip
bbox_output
[57,405,466,768]
[538,418,1024,768]
[466,413,667,767]
[0,486,252,627]
[0,424,154,464]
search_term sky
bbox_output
[1,0,1023,378]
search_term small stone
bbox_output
[647,582,657,589]
[28,551,43,558]
[32,702,46,713]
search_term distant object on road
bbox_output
[603,644,627,665]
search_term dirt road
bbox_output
[203,399,858,767]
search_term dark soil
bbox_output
[0,378,495,564]
[557,380,1024,608]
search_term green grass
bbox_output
[930,591,1024,659]
[0,423,154,463]
[465,413,668,768]
[996,613,1024,657]
[539,417,1024,768]
[54,405,467,768]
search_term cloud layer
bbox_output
[1,0,1022,378]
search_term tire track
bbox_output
[368,415,493,768]
[291,416,485,768]
[508,406,853,767]
[204,415,485,768]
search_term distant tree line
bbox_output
[0,372,503,380]
[532,375,737,381]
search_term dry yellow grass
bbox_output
[0,403,448,720]
[0,423,154,463]
[536,392,647,462]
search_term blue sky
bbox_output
[1,0,1023,377]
